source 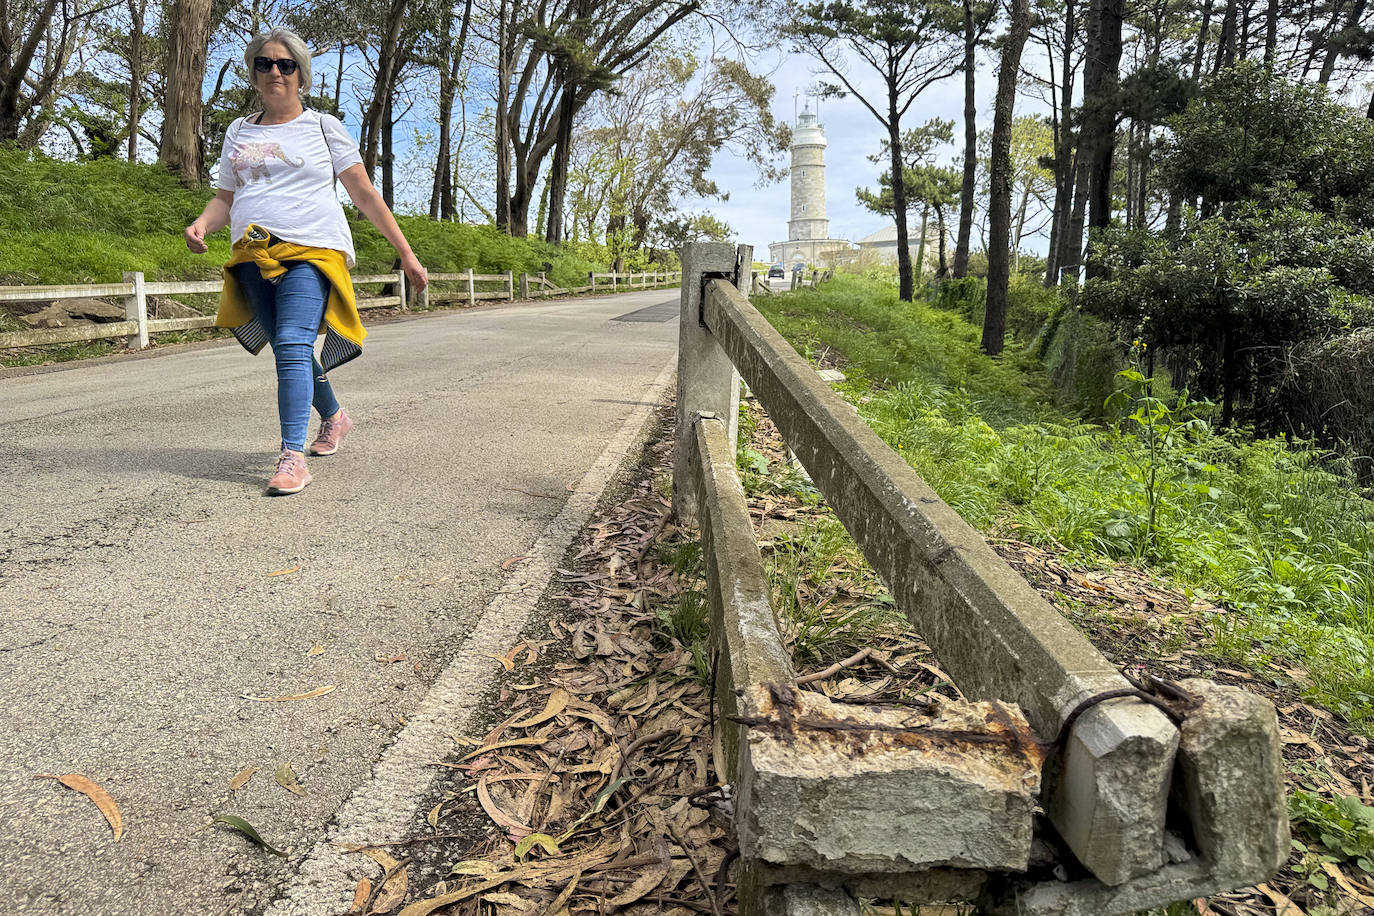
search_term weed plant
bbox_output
[754,274,1374,732]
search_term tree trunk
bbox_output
[494,0,511,232]
[335,43,345,107]
[1319,0,1368,85]
[1012,182,1031,269]
[544,88,577,244]
[1263,0,1278,65]
[1083,0,1124,282]
[890,112,914,302]
[428,1,454,218]
[915,203,930,276]
[1192,0,1214,78]
[359,0,408,179]
[127,0,144,161]
[1214,0,1238,72]
[1044,0,1076,287]
[382,93,394,208]
[159,0,213,183]
[934,204,949,277]
[954,0,978,278]
[983,0,1029,356]
[430,0,472,219]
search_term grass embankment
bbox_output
[752,274,1374,733]
[0,149,653,367]
[0,149,612,286]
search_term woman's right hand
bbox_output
[185,221,209,254]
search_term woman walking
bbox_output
[185,28,426,495]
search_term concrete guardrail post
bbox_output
[419,280,429,310]
[506,270,514,301]
[673,242,752,525]
[396,268,408,310]
[519,272,529,299]
[123,271,148,349]
[588,271,595,292]
[467,268,475,306]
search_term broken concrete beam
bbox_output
[744,858,990,903]
[1175,679,1289,880]
[736,684,1043,875]
[983,860,1235,916]
[693,416,794,784]
[700,273,1178,885]
[1047,698,1178,884]
[736,869,862,916]
[760,885,862,916]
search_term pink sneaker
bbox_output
[309,408,353,457]
[267,449,312,495]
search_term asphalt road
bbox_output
[0,290,680,915]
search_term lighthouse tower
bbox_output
[789,107,828,243]
[769,104,849,267]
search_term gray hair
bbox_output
[244,28,312,94]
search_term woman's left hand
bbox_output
[402,252,427,295]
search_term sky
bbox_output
[704,44,1006,258]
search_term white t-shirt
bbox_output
[215,109,365,266]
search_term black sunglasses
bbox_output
[253,56,298,76]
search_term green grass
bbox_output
[0,148,655,286]
[754,274,1374,733]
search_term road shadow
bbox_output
[43,446,267,487]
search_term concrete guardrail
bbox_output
[672,242,1288,916]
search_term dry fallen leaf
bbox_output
[1320,862,1374,908]
[607,839,670,906]
[358,847,408,914]
[476,776,531,832]
[229,766,258,792]
[274,761,307,797]
[307,643,325,657]
[267,566,301,577]
[396,866,538,916]
[244,685,337,702]
[36,773,122,840]
[1258,883,1309,916]
[510,688,570,729]
[485,653,516,672]
[348,878,372,915]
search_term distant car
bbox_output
[792,263,806,273]
[768,263,785,278]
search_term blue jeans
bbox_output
[231,261,341,453]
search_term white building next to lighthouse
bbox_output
[768,106,851,267]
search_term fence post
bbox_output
[506,270,514,301]
[519,272,529,299]
[673,242,752,525]
[588,271,595,292]
[467,268,475,306]
[396,268,408,310]
[420,278,429,310]
[123,271,148,350]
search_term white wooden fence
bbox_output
[0,268,680,353]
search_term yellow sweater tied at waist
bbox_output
[215,224,366,372]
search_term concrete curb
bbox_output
[259,358,676,916]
